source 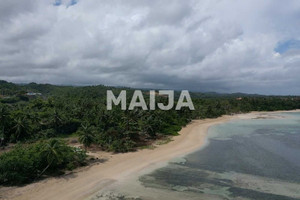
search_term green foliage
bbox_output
[77,124,96,150]
[0,80,299,185]
[97,128,136,152]
[0,139,86,185]
[0,80,299,153]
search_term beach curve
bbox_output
[1,111,298,200]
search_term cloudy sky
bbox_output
[0,0,299,95]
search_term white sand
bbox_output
[1,110,299,200]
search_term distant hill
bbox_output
[0,80,298,99]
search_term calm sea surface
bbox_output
[138,112,300,200]
[91,112,300,200]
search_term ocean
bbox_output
[91,112,300,200]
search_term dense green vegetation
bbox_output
[0,139,86,185]
[0,80,299,185]
[0,80,299,151]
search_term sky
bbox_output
[0,0,299,95]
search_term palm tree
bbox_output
[11,117,30,141]
[39,139,62,177]
[0,105,10,144]
[52,110,63,132]
[140,111,162,138]
[77,124,96,151]
[122,109,142,132]
[0,105,9,125]
[0,129,4,148]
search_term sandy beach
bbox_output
[1,110,299,200]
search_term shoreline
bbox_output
[1,110,299,200]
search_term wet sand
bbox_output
[1,110,299,200]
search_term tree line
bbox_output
[0,81,299,185]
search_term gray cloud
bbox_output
[0,0,299,95]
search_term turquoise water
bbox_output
[138,112,300,200]
[90,112,300,200]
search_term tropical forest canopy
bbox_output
[0,80,299,185]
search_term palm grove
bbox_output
[0,80,299,185]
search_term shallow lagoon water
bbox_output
[91,112,300,200]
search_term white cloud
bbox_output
[0,0,299,94]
